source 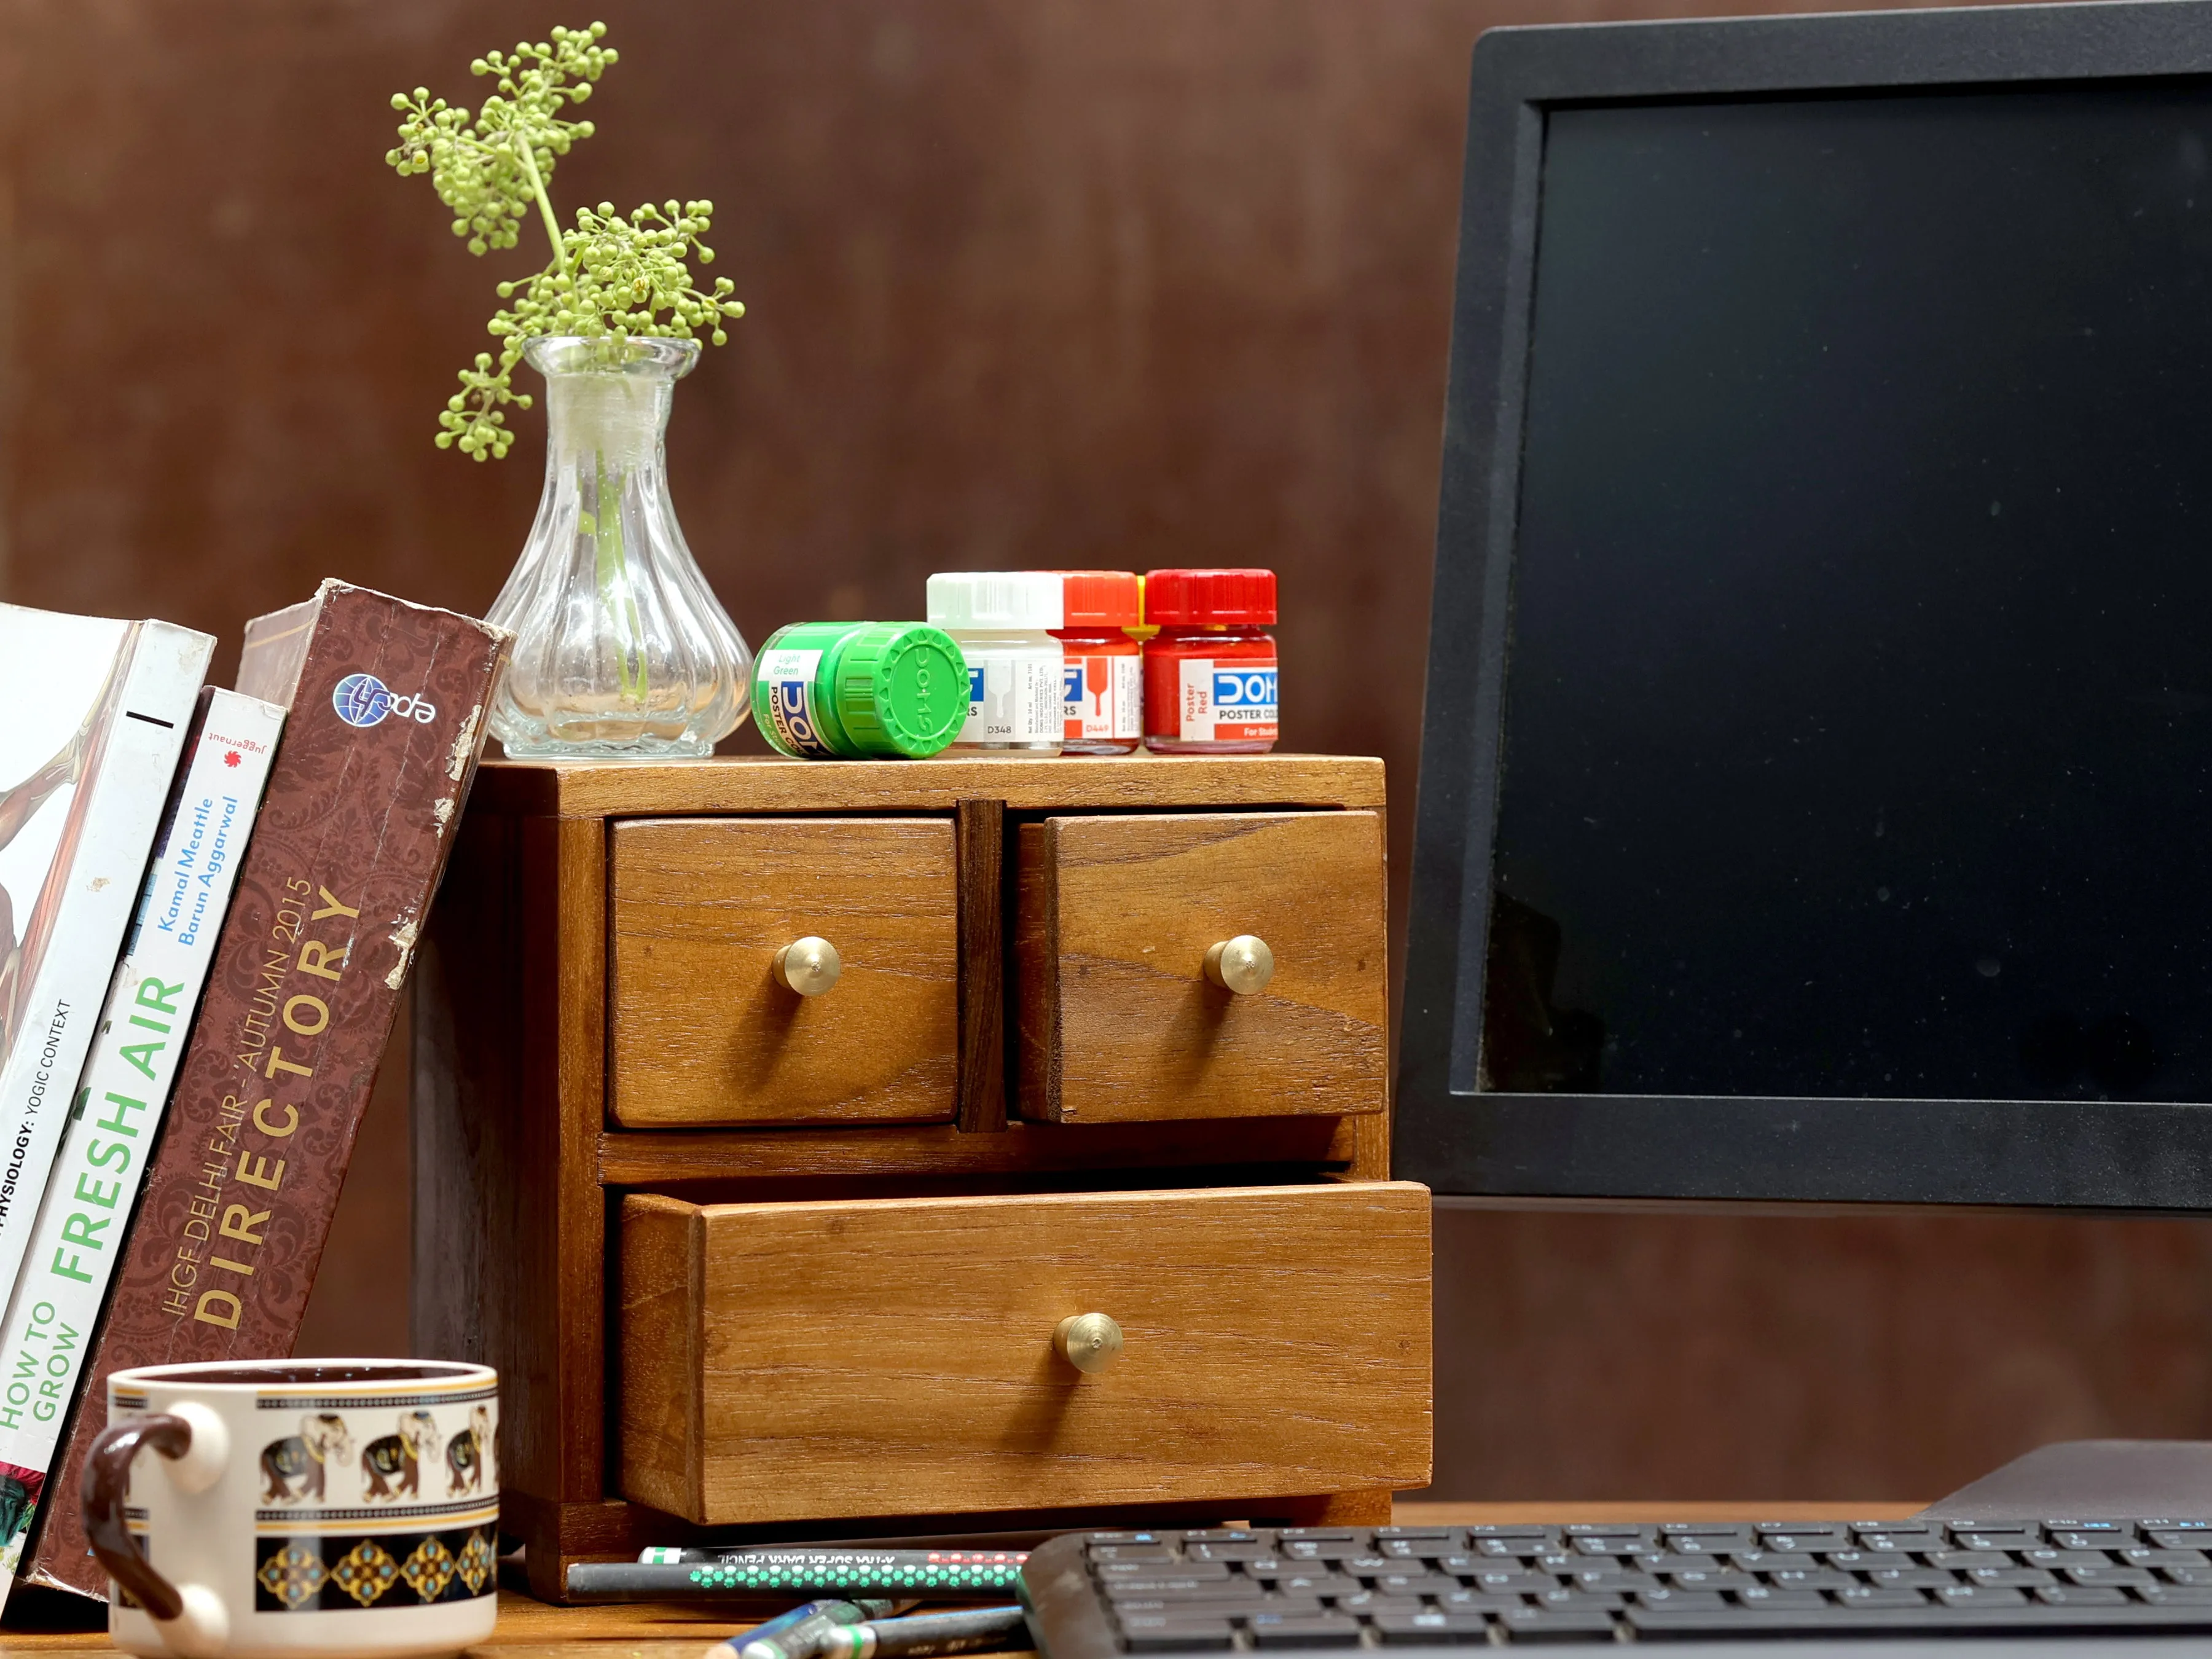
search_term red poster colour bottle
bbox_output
[1142,568,1278,753]
[1053,571,1143,754]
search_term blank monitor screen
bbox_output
[1481,82,2212,1105]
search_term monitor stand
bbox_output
[1922,1441,2212,1520]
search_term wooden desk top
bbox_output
[0,1502,1921,1657]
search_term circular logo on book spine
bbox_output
[332,673,394,728]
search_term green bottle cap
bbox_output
[827,623,969,758]
[753,622,968,759]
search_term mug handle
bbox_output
[83,1414,193,1620]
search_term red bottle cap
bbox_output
[1054,570,1142,629]
[1143,568,1277,626]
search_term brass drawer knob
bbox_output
[1055,1312,1124,1375]
[772,936,842,997]
[1204,935,1275,995]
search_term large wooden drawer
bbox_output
[618,1182,1432,1526]
[1014,811,1389,1122]
[608,817,960,1126]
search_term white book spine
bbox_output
[0,622,213,1311]
[0,689,283,1594]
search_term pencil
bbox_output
[702,1599,896,1659]
[570,1560,1027,1599]
[815,1607,1030,1659]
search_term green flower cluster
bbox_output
[386,22,746,461]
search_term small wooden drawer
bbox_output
[1014,811,1389,1122]
[608,817,960,1126]
[618,1182,1431,1526]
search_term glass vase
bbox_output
[486,335,751,758]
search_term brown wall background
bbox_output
[6,0,2207,1506]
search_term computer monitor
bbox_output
[1395,0,2212,1211]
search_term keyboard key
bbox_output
[2124,1547,2210,1569]
[1276,1530,1357,1542]
[2151,1528,2212,1548]
[1567,1524,1655,1543]
[2035,1586,2128,1606]
[1937,1585,2028,1608]
[1660,1566,1752,1590]
[1930,1550,2013,1570]
[1271,1574,1357,1599]
[1247,1614,1362,1649]
[1467,1571,1552,1594]
[1534,1588,1620,1610]
[1374,1526,1459,1540]
[1373,1612,1494,1645]
[1437,1590,1535,1613]
[2054,1529,2132,1550]
[1376,1539,1454,1561]
[1183,1543,1272,1564]
[1569,1569,1658,1593]
[1869,1567,1956,1589]
[2142,1586,2212,1606]
[1102,1571,1239,1593]
[1767,1569,1857,1591]
[1334,1593,1428,1615]
[1660,1532,1751,1554]
[1835,1586,1930,1607]
[1110,1595,1291,1618]
[1280,1541,1362,1563]
[1732,1588,1826,1610]
[1093,1545,1178,1564]
[2163,1567,2212,1587]
[2065,1566,2156,1588]
[2022,1548,2112,1570]
[1499,1605,1618,1640]
[1759,1526,1851,1550]
[1727,1551,1819,1572]
[1374,1574,1455,1595]
[1181,1530,1258,1543]
[1632,1589,1723,1610]
[1964,1567,2055,1588]
[1852,1530,1942,1552]
[1954,1530,2041,1551]
[1116,1617,1236,1652]
[1115,1628,1239,1654]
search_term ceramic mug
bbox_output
[84,1359,500,1659]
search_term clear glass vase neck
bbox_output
[527,335,700,474]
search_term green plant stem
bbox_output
[594,453,648,703]
[515,133,568,278]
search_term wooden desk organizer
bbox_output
[413,754,1432,1599]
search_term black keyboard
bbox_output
[1016,1520,2212,1652]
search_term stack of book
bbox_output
[0,582,505,1609]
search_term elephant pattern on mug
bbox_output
[360,1411,439,1502]
[443,1404,493,1496]
[261,1414,356,1504]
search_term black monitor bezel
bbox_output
[1394,0,2212,1212]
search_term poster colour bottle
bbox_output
[927,571,1065,754]
[1054,570,1143,754]
[1143,567,1279,754]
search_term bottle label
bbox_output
[761,648,837,758]
[961,654,1062,745]
[1178,656,1279,743]
[1062,654,1142,742]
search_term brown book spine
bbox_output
[26,582,505,1596]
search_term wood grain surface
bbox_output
[595,1116,1363,1185]
[610,817,962,1126]
[413,809,612,1587]
[619,1182,1432,1526]
[476,755,1387,819]
[1016,813,1389,1122]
